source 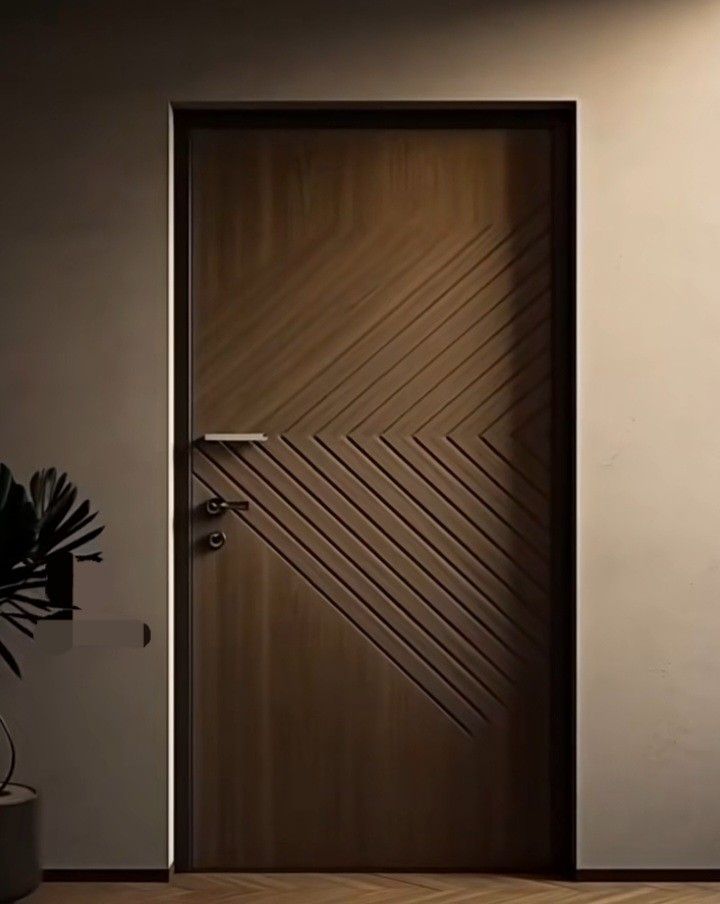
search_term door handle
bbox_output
[202,433,268,443]
[205,496,249,516]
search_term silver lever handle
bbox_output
[202,433,268,443]
[206,497,249,516]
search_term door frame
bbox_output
[172,102,576,874]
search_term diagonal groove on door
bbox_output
[334,227,551,438]
[194,195,553,734]
[482,390,553,492]
[199,216,441,417]
[313,432,544,660]
[196,447,493,733]
[292,210,551,437]
[339,431,549,654]
[207,443,501,723]
[511,405,552,471]
[400,299,551,441]
[442,432,549,541]
[280,210,547,431]
[306,437,544,668]
[274,225,496,431]
[192,467,476,738]
[338,304,546,580]
[243,440,518,702]
[411,319,553,533]
[341,263,551,443]
[365,434,548,641]
[205,222,479,429]
[279,432,522,687]
[262,264,556,660]
[412,434,549,587]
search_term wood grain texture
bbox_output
[190,128,557,868]
[29,874,720,903]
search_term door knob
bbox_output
[208,531,226,551]
[205,497,249,516]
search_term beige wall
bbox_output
[1,0,719,869]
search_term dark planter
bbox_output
[0,785,40,902]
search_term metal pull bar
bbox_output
[202,433,268,442]
[206,497,249,516]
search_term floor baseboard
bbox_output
[576,869,720,882]
[43,868,173,882]
[43,868,720,884]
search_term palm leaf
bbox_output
[2,614,34,639]
[50,525,104,558]
[2,603,41,623]
[29,470,102,560]
[0,636,21,678]
[5,594,53,610]
[46,509,98,553]
[0,464,104,677]
[29,469,44,516]
[53,472,67,498]
[37,492,79,554]
[53,499,91,535]
[0,464,38,583]
[0,579,48,595]
[41,485,77,534]
[41,468,56,513]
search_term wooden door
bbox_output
[186,118,570,870]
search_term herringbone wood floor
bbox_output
[28,874,720,902]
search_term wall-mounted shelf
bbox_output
[201,433,268,442]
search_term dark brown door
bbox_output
[187,118,570,870]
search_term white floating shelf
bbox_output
[202,433,268,442]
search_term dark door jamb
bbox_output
[172,101,576,874]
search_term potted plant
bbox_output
[0,463,103,902]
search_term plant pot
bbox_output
[0,785,40,902]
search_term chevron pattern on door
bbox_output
[189,125,561,869]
